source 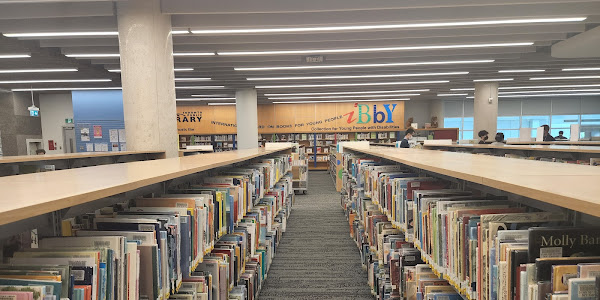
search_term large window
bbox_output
[550,115,579,139]
[497,116,520,139]
[522,115,550,138]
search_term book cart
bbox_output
[339,145,600,300]
[0,145,293,300]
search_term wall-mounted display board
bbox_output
[177,101,406,135]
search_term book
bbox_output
[567,277,597,300]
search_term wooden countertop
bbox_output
[0,146,290,226]
[424,144,600,154]
[507,141,600,146]
[0,151,165,164]
[345,145,600,217]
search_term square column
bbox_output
[474,82,499,137]
[117,0,178,158]
[236,89,258,149]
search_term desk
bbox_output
[0,146,290,226]
[507,141,600,146]
[345,145,600,217]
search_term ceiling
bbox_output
[1,0,600,104]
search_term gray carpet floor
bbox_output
[258,171,373,300]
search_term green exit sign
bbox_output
[65,118,73,124]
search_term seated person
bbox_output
[400,127,415,148]
[477,130,490,144]
[555,130,568,140]
[491,132,506,145]
[35,149,46,155]
[541,125,555,142]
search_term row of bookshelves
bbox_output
[179,134,237,151]
[0,146,294,300]
[339,146,600,300]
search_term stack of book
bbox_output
[340,152,600,300]
[0,154,293,300]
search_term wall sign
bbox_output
[177,101,405,135]
[302,55,325,63]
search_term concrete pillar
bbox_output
[474,82,499,136]
[117,0,178,158]
[235,89,258,149]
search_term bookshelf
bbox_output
[340,145,600,300]
[179,134,237,151]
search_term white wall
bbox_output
[404,100,431,128]
[39,93,73,154]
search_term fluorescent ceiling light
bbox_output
[562,67,600,71]
[0,68,77,73]
[0,79,111,84]
[4,31,118,37]
[177,97,236,101]
[235,59,494,71]
[255,80,449,89]
[175,86,225,89]
[268,94,420,100]
[450,88,475,91]
[174,78,212,81]
[273,99,410,104]
[0,54,30,59]
[219,42,533,56]
[498,69,545,73]
[437,93,468,96]
[108,68,194,72]
[208,103,236,106]
[171,30,190,35]
[247,71,468,81]
[264,89,430,96]
[499,93,600,98]
[191,94,232,97]
[499,84,600,90]
[499,89,600,94]
[530,76,600,80]
[66,53,120,58]
[173,52,215,56]
[473,78,514,82]
[192,17,586,35]
[11,87,121,92]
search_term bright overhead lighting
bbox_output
[171,30,190,35]
[450,88,475,91]
[0,54,30,59]
[0,79,111,84]
[499,93,600,98]
[173,52,215,56]
[498,69,545,73]
[273,99,410,104]
[255,80,449,89]
[66,53,120,58]
[437,93,468,96]
[268,94,420,100]
[191,94,232,97]
[473,78,514,82]
[235,59,494,71]
[174,78,212,81]
[11,87,121,92]
[192,17,586,35]
[562,67,600,71]
[219,42,533,56]
[177,97,236,101]
[264,89,429,96]
[208,103,236,106]
[108,68,194,73]
[499,84,600,90]
[499,89,600,94]
[530,76,600,80]
[3,31,118,38]
[175,86,225,89]
[0,68,77,73]
[247,71,468,81]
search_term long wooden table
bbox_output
[0,146,290,226]
[345,145,600,217]
[0,150,165,164]
[423,143,600,154]
[507,141,600,146]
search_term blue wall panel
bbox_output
[72,90,125,152]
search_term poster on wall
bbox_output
[120,143,126,151]
[109,129,119,142]
[118,129,126,142]
[111,143,119,151]
[93,125,102,139]
[80,127,90,141]
[86,143,94,152]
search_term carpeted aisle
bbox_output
[258,171,373,300]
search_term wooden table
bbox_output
[507,141,600,146]
[179,149,214,157]
[424,144,600,154]
[0,151,165,164]
[0,146,290,226]
[345,145,600,217]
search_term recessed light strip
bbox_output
[473,78,514,82]
[499,89,600,94]
[219,42,533,56]
[108,68,194,72]
[247,72,468,81]
[192,17,586,35]
[174,78,212,81]
[530,76,600,80]
[4,31,118,37]
[191,94,232,97]
[177,98,236,101]
[498,69,545,73]
[452,84,600,91]
[0,68,77,73]
[235,59,494,71]
[175,86,225,89]
[11,87,122,92]
[208,103,236,106]
[264,89,429,96]
[67,53,215,58]
[437,93,469,96]
[0,54,30,59]
[268,94,420,100]
[499,92,600,98]
[0,79,111,84]
[256,80,449,89]
[273,99,410,104]
[562,67,600,71]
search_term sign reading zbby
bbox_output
[303,55,325,63]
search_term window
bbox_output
[581,114,600,126]
[550,115,579,139]
[443,117,473,140]
[522,115,550,137]
[444,118,462,129]
[497,116,520,139]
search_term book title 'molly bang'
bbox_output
[343,103,398,124]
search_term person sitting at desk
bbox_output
[477,130,490,144]
[35,149,46,155]
[541,125,555,142]
[491,132,506,146]
[400,127,415,148]
[555,131,568,140]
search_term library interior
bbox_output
[2,1,600,300]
